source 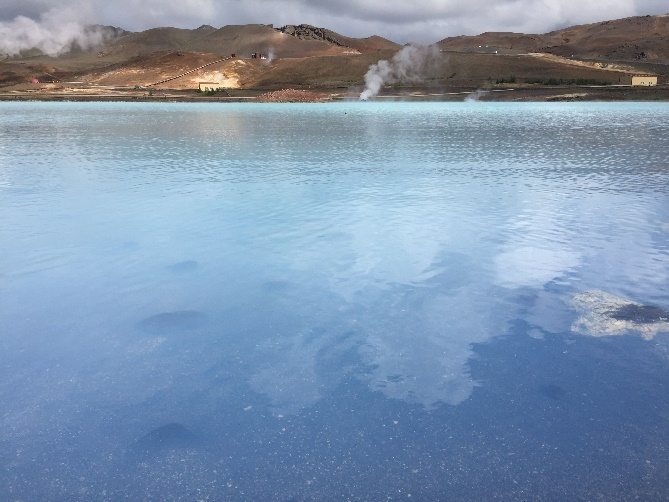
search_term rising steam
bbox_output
[0,8,110,57]
[464,89,489,102]
[359,44,441,101]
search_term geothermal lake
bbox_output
[1,101,668,499]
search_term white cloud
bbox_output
[495,246,581,288]
[0,0,667,47]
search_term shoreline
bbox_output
[1,85,668,103]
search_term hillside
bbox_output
[439,14,669,63]
[1,15,667,100]
[0,21,397,86]
[101,24,360,60]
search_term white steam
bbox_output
[464,89,489,102]
[359,44,441,101]
[0,8,109,57]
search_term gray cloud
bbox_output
[0,0,667,50]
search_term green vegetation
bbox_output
[495,76,516,84]
[526,78,612,86]
[492,76,613,86]
[199,88,228,96]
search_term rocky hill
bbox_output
[276,24,399,53]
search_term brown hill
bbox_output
[102,24,356,60]
[0,22,370,86]
[73,48,653,93]
[1,16,667,93]
[439,14,669,63]
[77,50,395,90]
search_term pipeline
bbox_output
[146,55,235,87]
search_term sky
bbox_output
[0,0,668,48]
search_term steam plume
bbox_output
[0,8,110,57]
[359,44,441,101]
[464,89,489,102]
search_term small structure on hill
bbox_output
[631,75,658,86]
[198,82,221,92]
[32,73,59,84]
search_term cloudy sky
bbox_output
[1,0,668,43]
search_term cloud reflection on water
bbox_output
[2,102,669,429]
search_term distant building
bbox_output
[631,75,658,86]
[199,82,221,92]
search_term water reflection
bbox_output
[1,102,668,498]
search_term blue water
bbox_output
[1,102,668,500]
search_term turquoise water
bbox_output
[1,102,668,499]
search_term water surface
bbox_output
[1,102,668,500]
